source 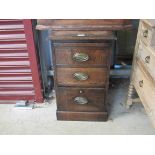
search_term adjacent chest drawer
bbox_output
[55,45,111,66]
[56,68,108,87]
[137,42,155,79]
[56,87,106,112]
[140,21,155,46]
[133,61,155,115]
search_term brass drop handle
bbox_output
[73,72,89,81]
[139,80,143,87]
[74,96,88,105]
[73,53,89,62]
[145,56,150,63]
[143,30,148,38]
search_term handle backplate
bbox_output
[74,96,88,105]
[143,30,148,38]
[73,52,89,62]
[139,80,143,87]
[73,72,89,81]
[145,56,150,63]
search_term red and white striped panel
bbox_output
[0,19,43,102]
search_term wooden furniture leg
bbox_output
[126,81,135,108]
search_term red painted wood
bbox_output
[23,20,43,103]
[0,95,34,100]
[0,81,33,84]
[0,19,43,103]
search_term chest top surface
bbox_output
[36,19,132,31]
[142,19,155,28]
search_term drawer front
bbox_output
[55,46,110,66]
[56,87,106,112]
[51,31,115,40]
[133,61,155,115]
[56,68,108,87]
[137,42,155,79]
[140,21,155,46]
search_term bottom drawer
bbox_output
[133,61,155,116]
[56,87,106,112]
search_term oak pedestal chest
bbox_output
[53,41,112,121]
[37,20,132,121]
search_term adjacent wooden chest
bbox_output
[127,19,155,126]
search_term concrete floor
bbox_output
[0,78,154,135]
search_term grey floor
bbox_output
[0,78,154,135]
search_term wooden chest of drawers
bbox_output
[53,40,112,121]
[127,19,155,126]
[37,19,132,121]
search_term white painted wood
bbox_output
[127,19,155,127]
[137,41,155,79]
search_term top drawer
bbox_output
[54,43,111,67]
[140,20,155,47]
[50,31,116,40]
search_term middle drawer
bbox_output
[56,67,108,87]
[137,41,155,79]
